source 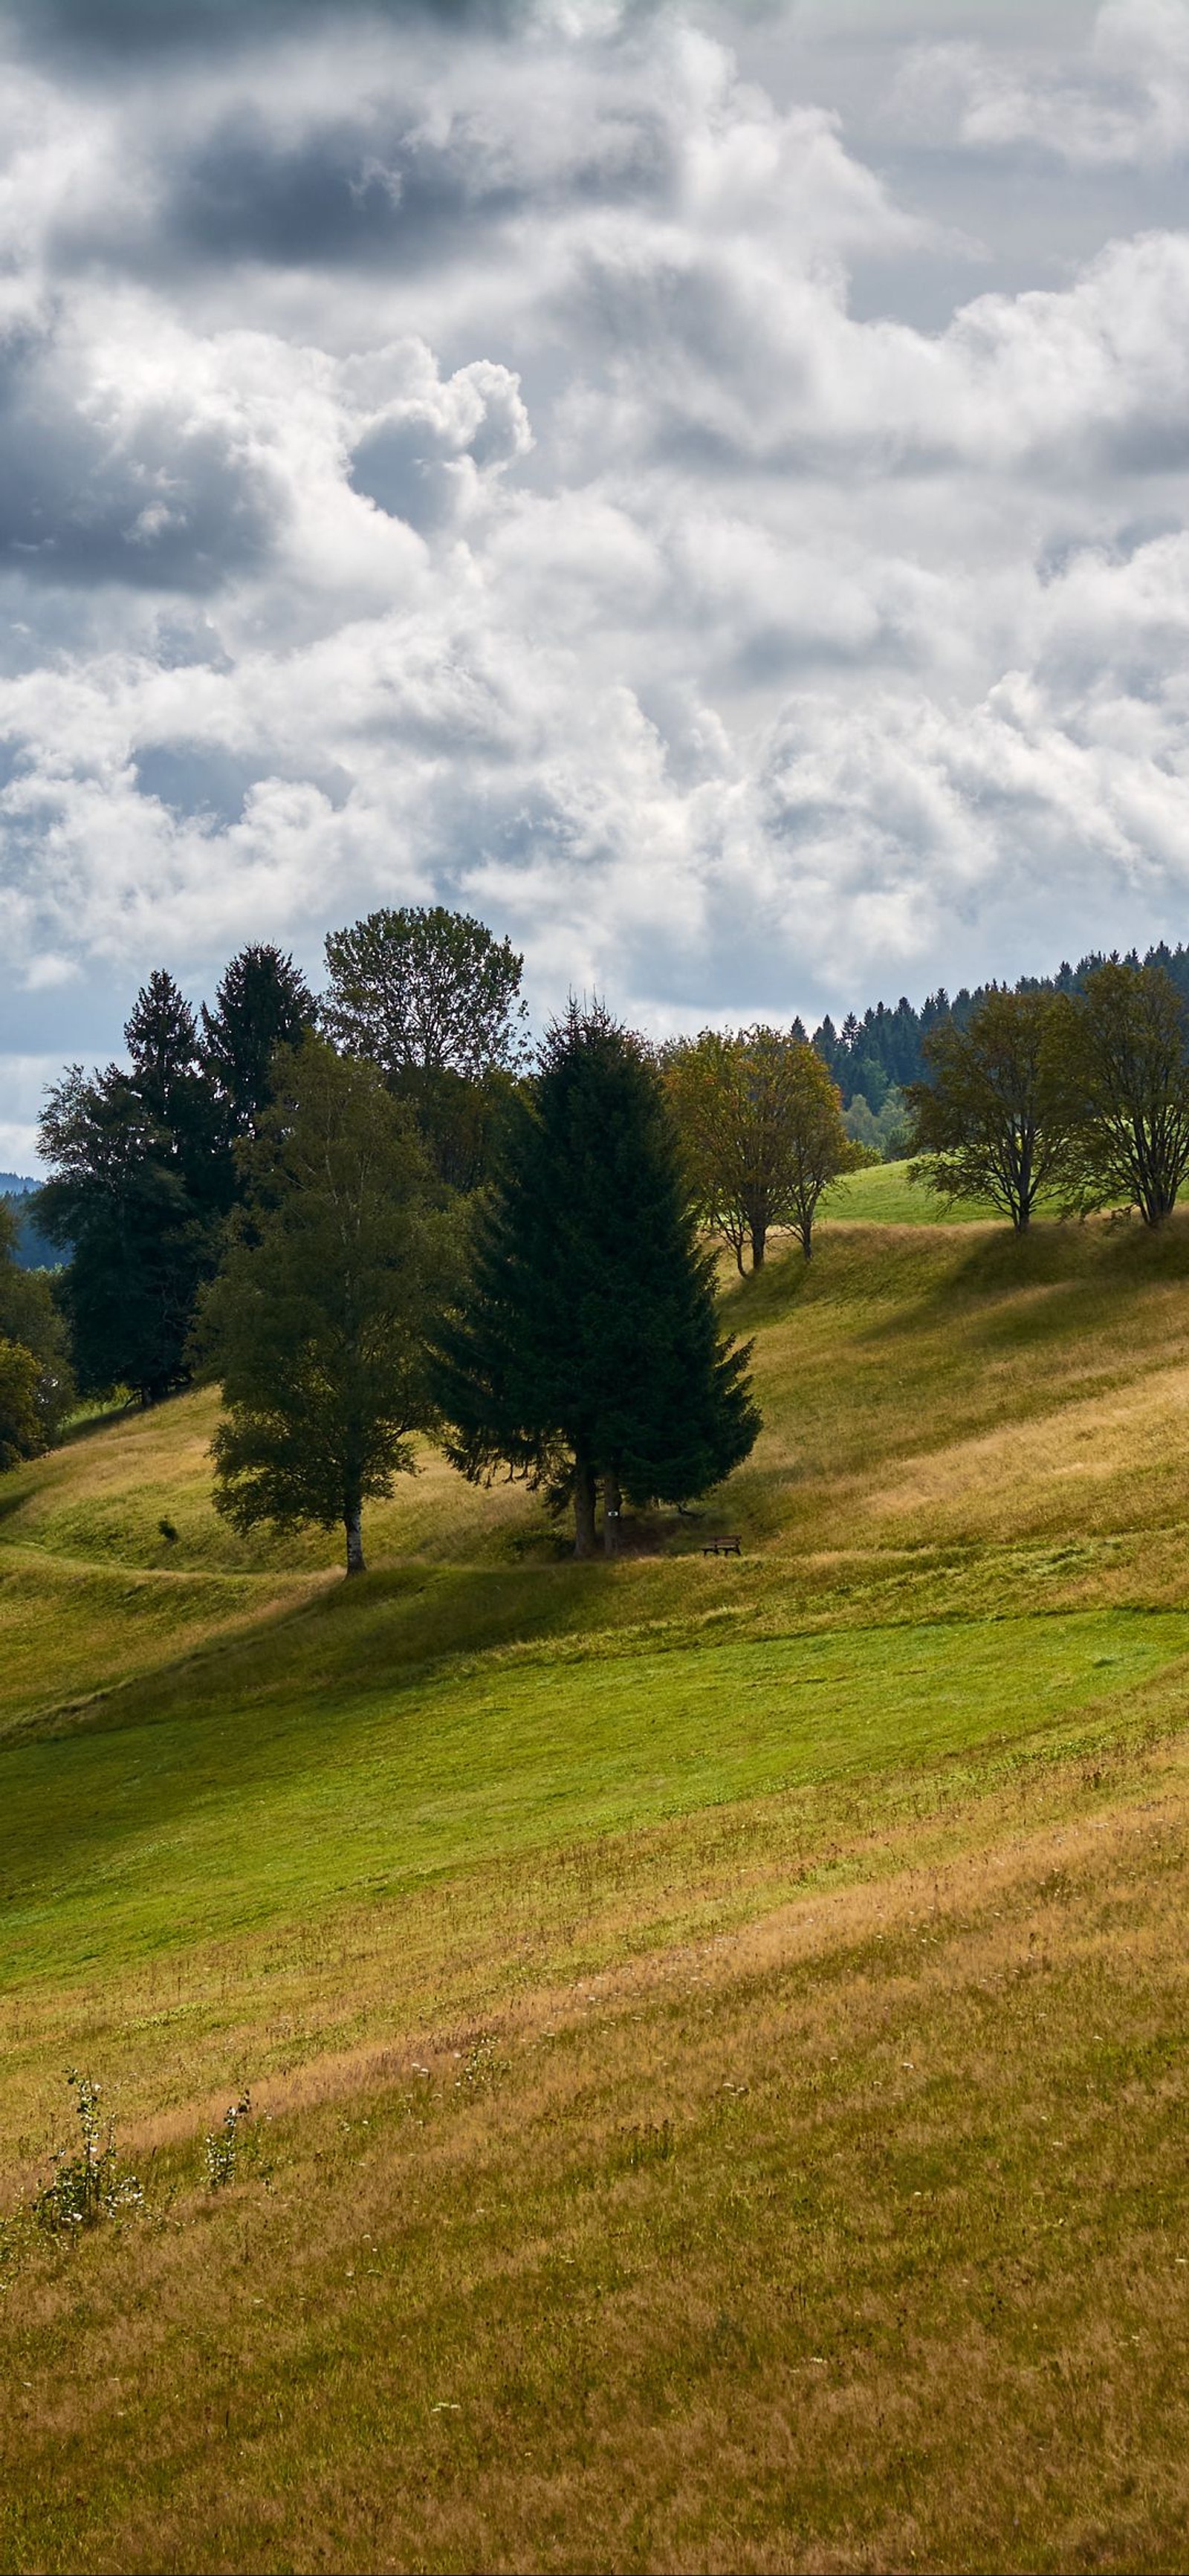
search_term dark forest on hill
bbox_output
[811,940,1189,1112]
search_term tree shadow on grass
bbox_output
[858,1212,1189,1361]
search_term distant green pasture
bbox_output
[823,1161,1000,1224]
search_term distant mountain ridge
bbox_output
[1,1172,37,1197]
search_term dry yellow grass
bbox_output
[4,1213,1189,2571]
[4,1733,1188,2574]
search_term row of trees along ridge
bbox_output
[30,912,765,1565]
[905,960,1189,1230]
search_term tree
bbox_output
[435,1002,759,1558]
[39,974,222,1403]
[199,1039,447,1576]
[0,1198,74,1451]
[322,905,528,1081]
[201,944,316,1143]
[322,905,529,1192]
[1054,959,1189,1226]
[904,987,1078,1230]
[0,1334,41,1472]
[662,1025,858,1268]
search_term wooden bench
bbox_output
[702,1535,742,1557]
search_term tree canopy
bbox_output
[0,1197,74,1467]
[321,905,528,1191]
[663,1025,857,1267]
[435,1002,759,1556]
[904,987,1078,1230]
[322,906,528,1083]
[1060,961,1189,1227]
[199,1039,448,1574]
[38,974,223,1404]
[201,944,316,1143]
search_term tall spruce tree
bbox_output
[201,944,316,1145]
[435,1002,759,1557]
[39,973,221,1403]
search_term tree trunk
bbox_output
[573,1454,597,1560]
[345,1502,366,1577]
[751,1221,766,1270]
[603,1466,622,1557]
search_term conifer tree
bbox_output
[435,1002,759,1557]
[39,973,221,1402]
[201,944,316,1143]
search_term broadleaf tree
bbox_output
[199,1039,449,1574]
[904,987,1078,1230]
[434,1002,759,1557]
[1060,960,1189,1226]
[663,1025,858,1267]
[0,1197,74,1465]
[321,904,529,1190]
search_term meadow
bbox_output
[2,1200,1189,2572]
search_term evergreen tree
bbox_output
[201,944,316,1143]
[39,974,221,1403]
[435,1003,759,1557]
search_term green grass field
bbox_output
[4,1212,1189,2572]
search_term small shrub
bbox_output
[204,2091,252,2189]
[158,1516,179,1544]
[33,2072,143,2233]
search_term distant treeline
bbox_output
[814,941,1189,1112]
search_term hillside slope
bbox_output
[3,1213,1189,2572]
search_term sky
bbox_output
[4,0,1189,1165]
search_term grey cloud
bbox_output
[5,1,549,62]
[161,113,525,274]
[0,357,282,590]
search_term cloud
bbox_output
[892,0,1189,169]
[2,0,1189,1096]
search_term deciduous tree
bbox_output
[0,1198,74,1464]
[199,1039,447,1575]
[663,1025,857,1268]
[322,905,528,1190]
[904,987,1077,1230]
[1060,960,1189,1227]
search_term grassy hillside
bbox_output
[4,1214,1189,2571]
